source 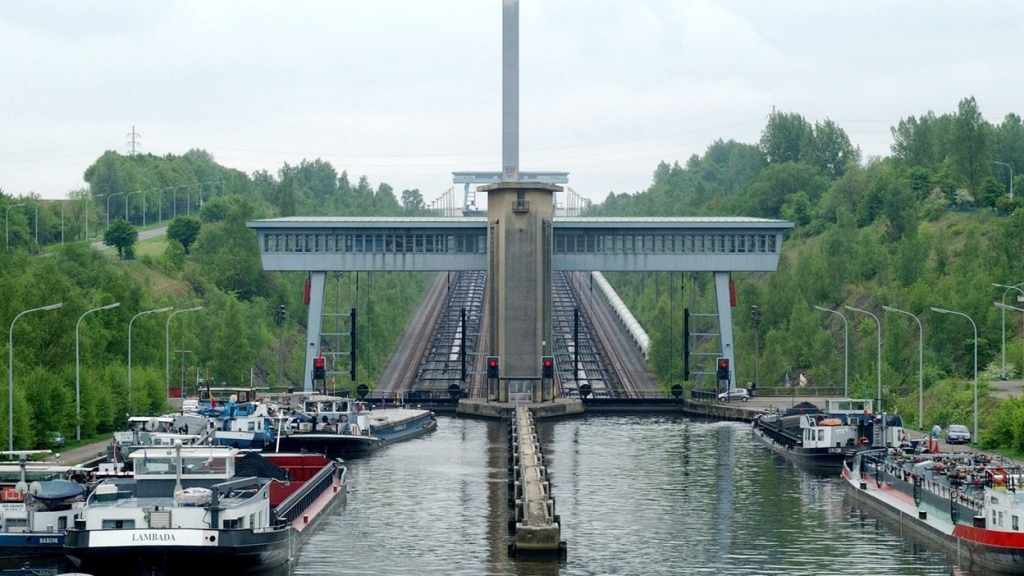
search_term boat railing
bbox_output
[274,461,343,526]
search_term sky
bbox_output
[3,1,1024,205]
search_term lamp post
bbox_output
[128,306,174,411]
[994,283,1024,379]
[994,161,1014,201]
[125,190,143,225]
[883,305,924,429]
[106,192,125,227]
[76,302,121,441]
[159,187,174,223]
[846,305,882,412]
[174,185,187,218]
[995,301,1024,396]
[814,306,849,398]
[9,302,63,453]
[750,305,761,388]
[166,307,203,399]
[6,203,25,251]
[931,307,978,445]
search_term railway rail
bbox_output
[374,269,653,403]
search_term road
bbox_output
[46,439,110,466]
[90,225,167,251]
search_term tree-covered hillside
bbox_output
[591,96,1024,450]
[0,153,434,451]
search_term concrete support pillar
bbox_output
[303,271,327,392]
[713,271,736,390]
[482,182,561,403]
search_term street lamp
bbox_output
[125,190,144,225]
[9,302,63,454]
[76,302,120,441]
[883,305,924,429]
[5,203,25,251]
[166,307,203,399]
[846,305,882,412]
[994,161,1014,201]
[750,305,761,389]
[106,192,125,227]
[173,185,188,218]
[995,301,1024,394]
[993,283,1024,379]
[814,306,849,398]
[159,187,175,223]
[128,306,174,411]
[931,307,978,445]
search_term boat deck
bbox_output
[846,465,956,536]
[86,492,257,510]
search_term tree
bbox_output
[992,113,1024,179]
[199,196,233,223]
[103,218,138,260]
[808,118,860,178]
[401,189,425,214]
[167,216,201,253]
[278,175,296,217]
[891,112,940,168]
[759,111,812,164]
[949,96,991,194]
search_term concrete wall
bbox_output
[482,182,560,402]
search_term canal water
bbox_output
[293,414,954,576]
[9,414,955,575]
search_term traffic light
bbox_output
[313,356,326,380]
[541,356,555,379]
[486,356,499,379]
[716,357,730,381]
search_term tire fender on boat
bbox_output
[339,414,348,423]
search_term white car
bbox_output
[717,388,750,402]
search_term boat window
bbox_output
[223,518,240,529]
[58,516,67,530]
[1014,515,1019,531]
[101,519,135,530]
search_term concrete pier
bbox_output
[458,397,583,420]
[508,406,565,558]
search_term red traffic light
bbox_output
[486,356,499,378]
[716,357,730,380]
[541,356,554,378]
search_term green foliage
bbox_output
[591,98,1024,457]
[949,96,991,195]
[166,216,201,253]
[162,239,186,274]
[103,218,138,260]
[760,111,812,164]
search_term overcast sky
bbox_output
[3,1,1023,205]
